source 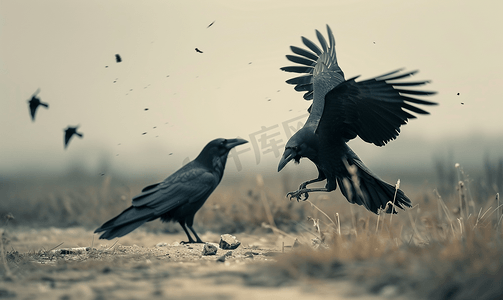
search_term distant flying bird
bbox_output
[278,25,437,214]
[64,125,83,149]
[115,54,122,63]
[195,48,203,53]
[207,21,215,28]
[27,89,48,121]
[95,138,248,243]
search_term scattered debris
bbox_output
[207,21,215,28]
[156,242,167,247]
[216,251,232,262]
[144,108,149,111]
[50,247,90,255]
[219,234,241,250]
[142,132,147,135]
[243,251,259,259]
[195,48,203,53]
[262,252,280,257]
[202,243,218,256]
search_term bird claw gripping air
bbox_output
[287,189,310,202]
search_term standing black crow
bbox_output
[27,89,48,121]
[64,125,83,149]
[115,54,122,63]
[277,25,437,214]
[95,138,248,243]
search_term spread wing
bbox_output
[131,161,218,214]
[281,24,345,102]
[316,69,437,146]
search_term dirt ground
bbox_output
[0,227,406,300]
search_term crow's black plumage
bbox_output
[278,25,437,214]
[28,89,48,121]
[64,125,83,149]
[94,138,248,243]
[115,54,122,63]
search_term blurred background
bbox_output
[1,0,502,230]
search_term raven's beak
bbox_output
[225,138,248,150]
[278,148,294,172]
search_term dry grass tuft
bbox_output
[267,162,503,299]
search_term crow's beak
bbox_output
[225,138,248,150]
[278,148,295,172]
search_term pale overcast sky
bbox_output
[1,0,502,176]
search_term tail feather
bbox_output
[338,153,411,214]
[94,206,157,239]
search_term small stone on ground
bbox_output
[220,234,241,250]
[202,243,218,256]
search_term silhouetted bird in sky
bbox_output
[278,25,437,214]
[115,54,122,63]
[27,89,48,121]
[95,138,248,243]
[195,48,203,53]
[64,125,83,149]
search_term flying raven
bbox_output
[278,25,436,214]
[27,89,48,121]
[64,125,83,149]
[95,138,248,243]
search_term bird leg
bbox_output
[298,177,325,190]
[179,221,197,244]
[287,188,330,202]
[188,225,204,243]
